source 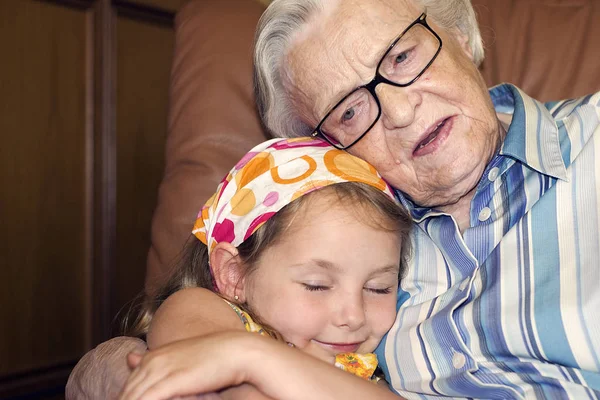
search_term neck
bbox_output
[438,189,476,233]
[437,115,509,233]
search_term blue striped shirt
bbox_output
[377,84,600,399]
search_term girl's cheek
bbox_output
[368,297,398,329]
[273,296,319,327]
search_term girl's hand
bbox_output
[126,351,144,369]
[126,351,274,400]
[119,331,257,400]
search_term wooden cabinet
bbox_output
[122,0,188,11]
[0,0,179,397]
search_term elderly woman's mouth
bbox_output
[413,117,453,157]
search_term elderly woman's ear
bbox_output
[452,28,475,62]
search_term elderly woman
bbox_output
[252,0,600,398]
[116,0,600,399]
[255,0,600,398]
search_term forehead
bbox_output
[285,0,421,122]
[270,192,401,267]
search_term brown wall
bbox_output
[0,0,186,397]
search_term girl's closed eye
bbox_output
[302,283,394,294]
[365,286,393,295]
[302,283,331,292]
[364,277,397,295]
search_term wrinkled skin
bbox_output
[284,0,504,225]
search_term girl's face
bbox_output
[243,193,402,356]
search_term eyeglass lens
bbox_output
[320,22,440,148]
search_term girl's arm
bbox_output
[146,287,245,348]
[120,331,402,400]
[142,287,275,400]
[146,286,333,363]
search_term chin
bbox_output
[409,177,478,208]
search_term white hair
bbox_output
[254,0,484,138]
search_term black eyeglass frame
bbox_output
[311,13,443,150]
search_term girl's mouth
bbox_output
[312,339,362,353]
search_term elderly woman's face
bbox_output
[285,0,501,208]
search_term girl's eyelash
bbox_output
[303,284,392,294]
[302,284,329,292]
[367,287,392,295]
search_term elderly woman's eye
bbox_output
[395,51,409,65]
[342,108,356,121]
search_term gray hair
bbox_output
[254,0,485,139]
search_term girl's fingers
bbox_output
[121,332,255,400]
[120,357,168,400]
[130,370,207,400]
[124,362,231,400]
[127,351,144,369]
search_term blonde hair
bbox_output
[123,182,411,338]
[254,0,484,138]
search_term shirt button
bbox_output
[452,352,467,369]
[488,167,500,181]
[478,207,492,222]
[459,279,469,291]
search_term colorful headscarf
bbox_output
[192,137,395,253]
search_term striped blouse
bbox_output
[377,84,600,399]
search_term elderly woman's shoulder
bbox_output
[544,91,600,120]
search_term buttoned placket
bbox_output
[408,155,515,381]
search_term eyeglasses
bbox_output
[312,13,442,150]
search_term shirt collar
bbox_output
[399,83,569,218]
[491,83,568,181]
[394,189,448,222]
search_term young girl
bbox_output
[120,137,411,400]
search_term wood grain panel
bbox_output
[0,0,90,377]
[112,16,173,331]
[123,0,188,14]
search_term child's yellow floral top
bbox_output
[225,300,380,382]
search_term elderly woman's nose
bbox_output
[376,84,421,129]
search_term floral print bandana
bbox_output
[192,137,395,254]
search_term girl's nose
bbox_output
[333,292,366,331]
